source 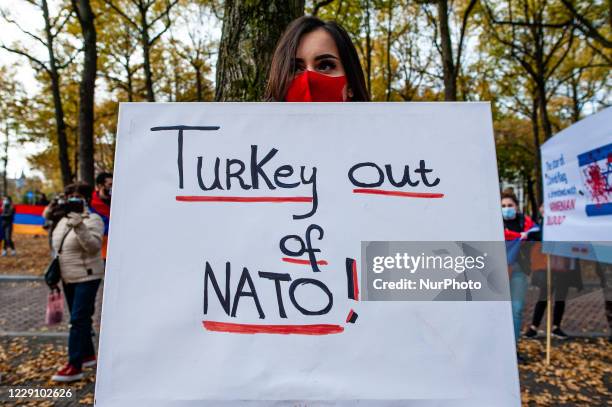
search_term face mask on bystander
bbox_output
[502,206,517,220]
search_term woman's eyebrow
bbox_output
[315,54,339,61]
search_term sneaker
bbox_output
[10,250,16,256]
[51,363,84,382]
[82,355,97,368]
[1,250,6,256]
[552,327,569,340]
[524,326,538,338]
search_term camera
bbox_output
[64,200,84,215]
[60,199,84,215]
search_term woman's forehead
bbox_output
[296,28,339,59]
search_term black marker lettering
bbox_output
[231,267,265,319]
[294,166,318,220]
[150,125,220,189]
[258,272,291,318]
[226,158,251,190]
[415,159,440,187]
[274,165,299,188]
[197,157,224,190]
[385,164,419,187]
[348,162,384,187]
[203,261,230,315]
[250,145,278,189]
[289,278,333,316]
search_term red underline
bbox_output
[352,188,445,198]
[202,321,344,335]
[281,257,328,266]
[176,196,313,203]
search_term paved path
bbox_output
[0,277,608,336]
[0,279,102,335]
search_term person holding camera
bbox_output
[50,182,104,382]
[43,194,67,257]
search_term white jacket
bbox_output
[51,210,105,284]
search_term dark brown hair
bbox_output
[501,188,519,205]
[65,182,93,203]
[265,16,370,102]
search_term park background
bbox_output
[0,0,610,406]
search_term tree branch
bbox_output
[560,0,612,48]
[312,0,334,16]
[0,44,51,75]
[149,0,179,27]
[455,0,478,78]
[1,10,48,47]
[102,0,140,31]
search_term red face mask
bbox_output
[285,70,347,102]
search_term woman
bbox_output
[1,196,16,256]
[525,204,581,339]
[502,189,534,359]
[51,183,105,382]
[265,16,369,102]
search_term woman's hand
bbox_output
[66,212,84,227]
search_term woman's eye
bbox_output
[317,60,336,72]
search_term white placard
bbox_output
[95,102,519,406]
[540,107,612,262]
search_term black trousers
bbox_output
[63,279,100,369]
[531,273,570,328]
[2,223,14,250]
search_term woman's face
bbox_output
[67,192,85,201]
[501,197,518,220]
[501,198,517,210]
[294,28,350,100]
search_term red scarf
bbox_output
[90,191,110,218]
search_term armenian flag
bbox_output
[13,204,47,235]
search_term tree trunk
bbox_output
[536,80,553,141]
[195,65,203,101]
[437,0,456,101]
[139,5,155,102]
[526,175,538,221]
[73,0,97,185]
[42,0,72,187]
[570,76,580,123]
[530,95,543,206]
[385,0,393,101]
[364,0,372,94]
[2,122,8,196]
[126,64,134,102]
[215,0,305,101]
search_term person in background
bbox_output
[1,196,16,256]
[525,204,582,340]
[43,194,67,257]
[50,183,104,382]
[501,189,534,361]
[595,261,612,343]
[90,172,112,260]
[36,191,49,206]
